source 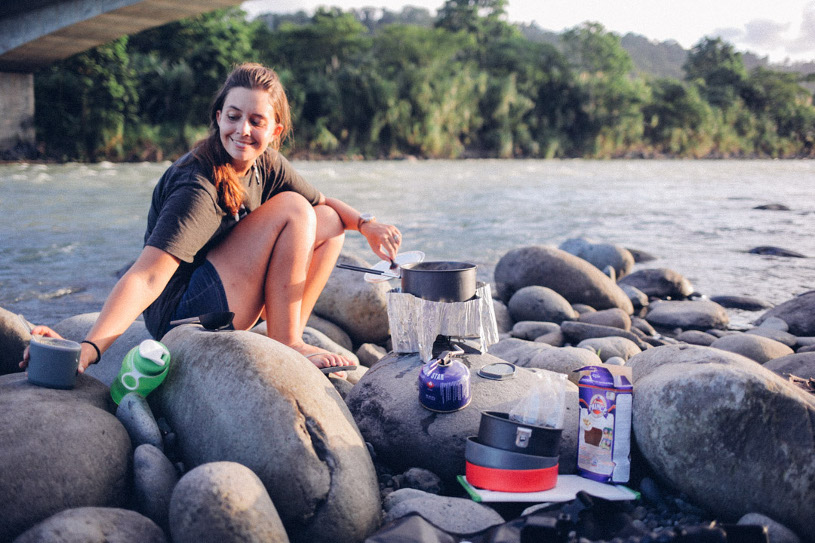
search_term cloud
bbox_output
[787,1,815,55]
[741,19,791,49]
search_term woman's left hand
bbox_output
[360,221,402,263]
[19,325,63,370]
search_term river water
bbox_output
[1,159,813,328]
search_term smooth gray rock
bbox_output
[620,284,650,311]
[0,375,131,541]
[494,246,633,313]
[153,327,380,543]
[560,321,649,350]
[749,246,806,257]
[710,295,774,311]
[710,333,794,364]
[169,462,289,543]
[117,392,163,451]
[346,351,580,481]
[755,291,815,336]
[604,356,626,366]
[645,300,729,331]
[758,316,790,332]
[401,468,442,494]
[492,299,513,334]
[511,321,561,341]
[618,268,694,300]
[572,304,596,315]
[0,306,29,376]
[763,352,815,380]
[306,314,353,351]
[133,444,178,531]
[627,344,761,382]
[738,513,801,543]
[631,353,815,541]
[52,313,152,387]
[558,237,635,279]
[578,308,631,330]
[577,336,641,361]
[631,317,657,337]
[676,330,717,346]
[534,329,565,347]
[13,507,166,543]
[746,327,798,347]
[489,338,601,384]
[507,286,577,324]
[301,327,360,365]
[382,489,504,536]
[313,253,391,345]
[626,247,657,263]
[355,343,387,368]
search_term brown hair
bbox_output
[190,63,292,215]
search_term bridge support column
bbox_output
[0,71,36,159]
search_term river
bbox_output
[1,159,813,329]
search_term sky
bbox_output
[241,0,815,64]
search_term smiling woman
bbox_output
[20,63,404,377]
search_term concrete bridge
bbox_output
[0,0,244,157]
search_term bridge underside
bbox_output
[0,0,243,156]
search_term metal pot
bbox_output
[400,261,477,302]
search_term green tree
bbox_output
[35,37,138,161]
[643,78,714,156]
[683,37,747,108]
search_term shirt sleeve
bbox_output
[262,152,322,205]
[145,180,223,263]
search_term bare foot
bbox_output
[289,342,357,371]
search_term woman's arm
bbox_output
[321,196,402,262]
[79,246,180,372]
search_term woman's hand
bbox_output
[360,220,402,263]
[19,326,62,370]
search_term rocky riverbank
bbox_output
[1,238,813,543]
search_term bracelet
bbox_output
[81,340,102,364]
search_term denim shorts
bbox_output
[165,260,234,335]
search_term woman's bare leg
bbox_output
[206,192,352,368]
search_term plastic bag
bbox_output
[509,369,567,429]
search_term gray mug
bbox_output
[27,336,81,389]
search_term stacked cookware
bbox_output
[465,411,562,492]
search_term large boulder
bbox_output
[52,312,152,387]
[755,291,815,336]
[578,308,631,331]
[13,507,166,543]
[577,337,641,362]
[169,462,289,543]
[346,351,580,481]
[152,327,380,543]
[644,300,729,331]
[306,314,354,352]
[507,286,577,324]
[628,345,815,542]
[313,253,391,345]
[710,333,794,364]
[493,246,633,314]
[0,306,29,375]
[558,237,634,279]
[0,373,131,540]
[618,268,693,300]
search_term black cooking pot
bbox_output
[400,261,477,303]
[478,411,562,457]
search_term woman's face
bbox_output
[216,87,283,175]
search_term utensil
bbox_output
[169,311,234,330]
[17,314,35,334]
[335,263,400,278]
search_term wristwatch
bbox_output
[357,212,376,230]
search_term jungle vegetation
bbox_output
[33,0,815,161]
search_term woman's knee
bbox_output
[264,192,317,228]
[315,204,345,240]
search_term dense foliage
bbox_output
[33,3,815,161]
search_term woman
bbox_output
[23,63,400,373]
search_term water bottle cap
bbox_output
[139,339,169,367]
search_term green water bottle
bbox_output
[111,339,171,405]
